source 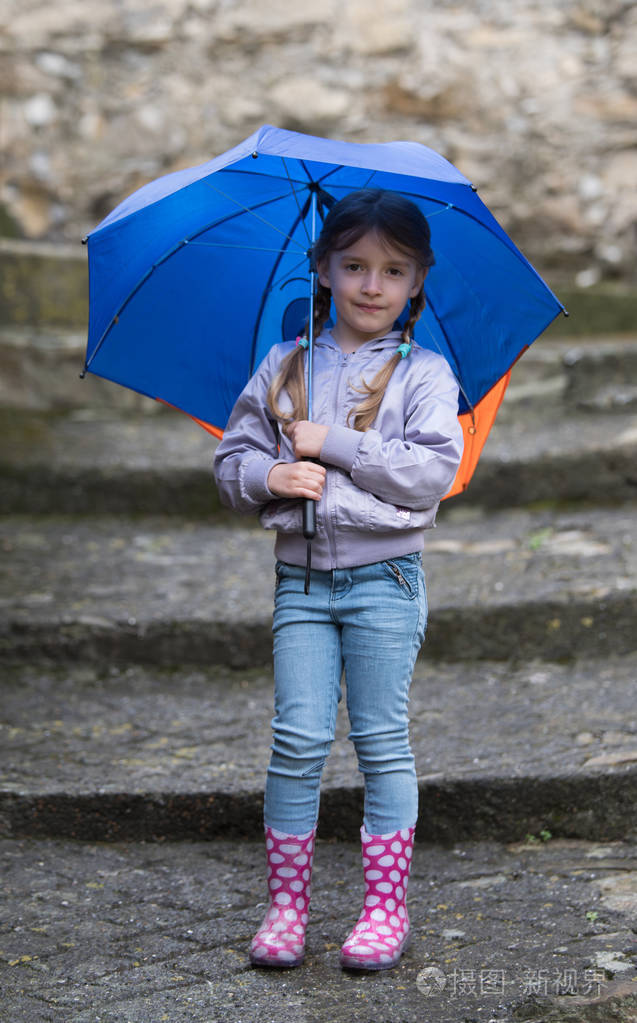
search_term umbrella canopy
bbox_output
[83,124,564,496]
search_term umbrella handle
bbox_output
[302,454,318,540]
[303,498,316,540]
[303,501,314,595]
[302,460,316,595]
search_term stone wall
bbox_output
[1,0,636,285]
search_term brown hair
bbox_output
[267,189,434,431]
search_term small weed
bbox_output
[524,829,553,844]
[528,527,553,551]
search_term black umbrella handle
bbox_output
[303,500,315,595]
[302,471,316,595]
[303,498,316,540]
[302,455,318,540]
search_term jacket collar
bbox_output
[315,328,405,354]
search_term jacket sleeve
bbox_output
[319,352,464,508]
[213,349,286,513]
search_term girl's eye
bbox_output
[345,262,362,272]
[387,267,403,276]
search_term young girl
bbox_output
[213,188,463,971]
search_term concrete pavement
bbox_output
[2,835,637,1022]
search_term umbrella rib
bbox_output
[282,158,312,245]
[188,242,293,254]
[292,169,459,227]
[305,162,344,188]
[426,202,454,217]
[248,205,311,374]
[200,179,308,249]
[221,165,309,188]
[267,254,310,293]
[85,191,311,374]
[359,169,379,190]
[178,188,306,250]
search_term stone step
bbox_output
[2,235,637,340]
[1,506,635,667]
[1,399,637,517]
[2,323,637,414]
[0,239,87,332]
[561,338,637,413]
[1,406,225,518]
[501,334,637,415]
[1,655,636,844]
[0,325,157,413]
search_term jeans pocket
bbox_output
[274,560,284,589]
[382,557,419,599]
[274,560,304,595]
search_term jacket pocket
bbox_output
[368,495,437,533]
[260,498,304,533]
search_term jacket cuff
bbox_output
[320,424,363,472]
[240,456,284,504]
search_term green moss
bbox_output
[0,204,22,239]
[546,285,637,337]
[0,247,88,329]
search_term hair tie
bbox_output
[296,335,309,349]
[397,341,412,359]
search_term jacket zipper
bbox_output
[324,350,353,565]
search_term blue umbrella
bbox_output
[83,124,564,498]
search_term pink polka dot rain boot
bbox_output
[339,825,415,971]
[250,826,315,967]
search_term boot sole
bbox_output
[339,933,411,972]
[250,951,305,968]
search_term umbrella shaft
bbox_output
[302,190,318,548]
[306,188,318,423]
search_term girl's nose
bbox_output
[361,272,382,295]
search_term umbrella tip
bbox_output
[251,151,258,159]
[81,236,88,245]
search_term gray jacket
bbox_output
[213,330,464,570]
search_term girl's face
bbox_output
[317,231,426,351]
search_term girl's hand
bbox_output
[267,460,326,500]
[285,420,330,459]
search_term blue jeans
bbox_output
[264,553,427,835]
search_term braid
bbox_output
[266,283,333,424]
[401,291,426,346]
[267,344,306,423]
[349,288,427,432]
[311,283,332,343]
